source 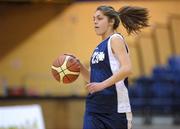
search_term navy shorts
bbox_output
[83,111,132,129]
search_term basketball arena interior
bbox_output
[0,0,180,129]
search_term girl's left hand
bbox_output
[86,82,106,94]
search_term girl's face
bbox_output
[93,10,113,36]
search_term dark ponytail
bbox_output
[96,5,149,35]
[118,6,149,34]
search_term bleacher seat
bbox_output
[129,55,180,116]
[150,80,174,114]
[173,77,180,113]
[129,76,153,113]
[152,65,174,81]
[168,56,180,71]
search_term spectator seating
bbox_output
[129,56,180,124]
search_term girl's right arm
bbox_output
[79,62,90,83]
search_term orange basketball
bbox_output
[51,54,80,84]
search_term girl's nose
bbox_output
[94,18,98,24]
[94,20,98,25]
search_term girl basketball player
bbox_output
[79,5,149,129]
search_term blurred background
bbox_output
[0,0,180,129]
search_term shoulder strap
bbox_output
[109,33,129,53]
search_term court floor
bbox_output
[134,125,180,129]
[133,116,180,129]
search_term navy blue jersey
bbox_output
[86,33,131,113]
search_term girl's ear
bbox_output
[109,19,115,26]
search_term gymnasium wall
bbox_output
[0,1,180,96]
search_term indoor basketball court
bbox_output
[0,0,180,129]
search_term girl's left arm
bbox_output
[87,36,132,94]
[102,36,132,87]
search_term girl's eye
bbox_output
[97,17,103,20]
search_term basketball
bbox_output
[51,54,80,84]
